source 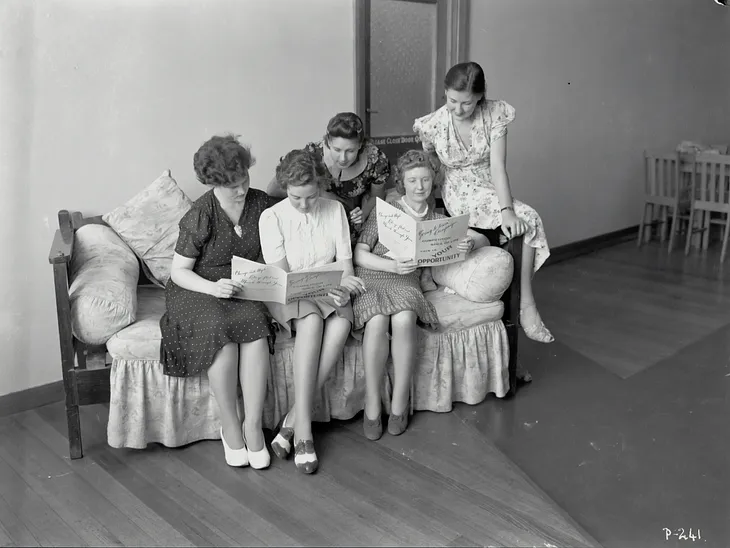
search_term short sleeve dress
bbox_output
[258,197,354,339]
[304,139,390,243]
[160,189,278,377]
[414,100,550,272]
[351,199,439,334]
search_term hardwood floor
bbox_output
[535,241,730,378]
[3,239,726,547]
[0,398,597,547]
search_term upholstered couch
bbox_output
[49,171,523,459]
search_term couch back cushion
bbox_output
[69,224,140,345]
[431,246,513,303]
[102,170,192,287]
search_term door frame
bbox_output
[354,0,470,135]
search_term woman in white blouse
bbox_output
[259,149,365,474]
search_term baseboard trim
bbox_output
[0,380,65,418]
[545,225,638,267]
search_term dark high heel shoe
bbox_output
[271,411,294,460]
[387,410,409,436]
[363,412,383,441]
[293,439,318,474]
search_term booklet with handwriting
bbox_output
[231,257,344,304]
[375,198,470,266]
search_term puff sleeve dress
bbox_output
[414,100,550,272]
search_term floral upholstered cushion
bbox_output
[102,170,192,287]
[431,246,513,303]
[69,224,139,345]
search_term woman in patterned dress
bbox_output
[413,62,553,343]
[266,112,390,244]
[352,150,487,440]
[160,135,278,470]
[260,149,366,474]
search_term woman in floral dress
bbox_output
[267,112,390,244]
[414,62,553,343]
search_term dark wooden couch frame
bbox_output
[49,208,523,459]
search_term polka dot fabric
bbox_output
[160,189,279,377]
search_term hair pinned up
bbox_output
[393,149,441,195]
[324,112,365,147]
[275,148,327,190]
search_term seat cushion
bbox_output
[106,286,166,360]
[107,284,504,360]
[426,288,503,332]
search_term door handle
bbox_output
[366,108,380,114]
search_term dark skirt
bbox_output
[160,281,275,377]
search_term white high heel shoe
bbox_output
[243,423,271,470]
[220,427,249,467]
[520,302,554,343]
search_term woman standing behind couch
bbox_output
[266,112,390,243]
[260,149,366,474]
[414,61,553,343]
[160,135,278,470]
[352,150,486,440]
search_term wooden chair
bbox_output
[684,153,730,263]
[637,150,694,251]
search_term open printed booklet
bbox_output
[375,197,470,266]
[231,257,344,305]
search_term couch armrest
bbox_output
[48,210,75,265]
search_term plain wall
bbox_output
[0,0,355,397]
[468,0,730,248]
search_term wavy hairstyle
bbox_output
[393,149,441,195]
[193,134,255,187]
[275,148,328,190]
[323,112,366,148]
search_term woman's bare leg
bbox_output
[238,337,270,451]
[362,315,390,419]
[390,311,417,415]
[291,314,324,443]
[207,343,243,448]
[519,244,553,343]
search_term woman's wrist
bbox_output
[500,205,514,215]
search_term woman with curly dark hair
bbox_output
[259,148,366,475]
[160,134,278,470]
[352,150,487,440]
[266,112,390,243]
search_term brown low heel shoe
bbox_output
[387,411,409,436]
[363,414,383,441]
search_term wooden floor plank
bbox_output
[16,410,195,548]
[536,243,730,378]
[0,418,152,547]
[344,410,597,547]
[0,491,40,548]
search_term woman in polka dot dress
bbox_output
[160,134,278,470]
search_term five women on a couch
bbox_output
[160,61,553,473]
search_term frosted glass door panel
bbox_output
[369,0,438,137]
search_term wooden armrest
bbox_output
[49,228,73,264]
[48,210,75,264]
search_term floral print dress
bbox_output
[413,100,550,272]
[304,139,390,244]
